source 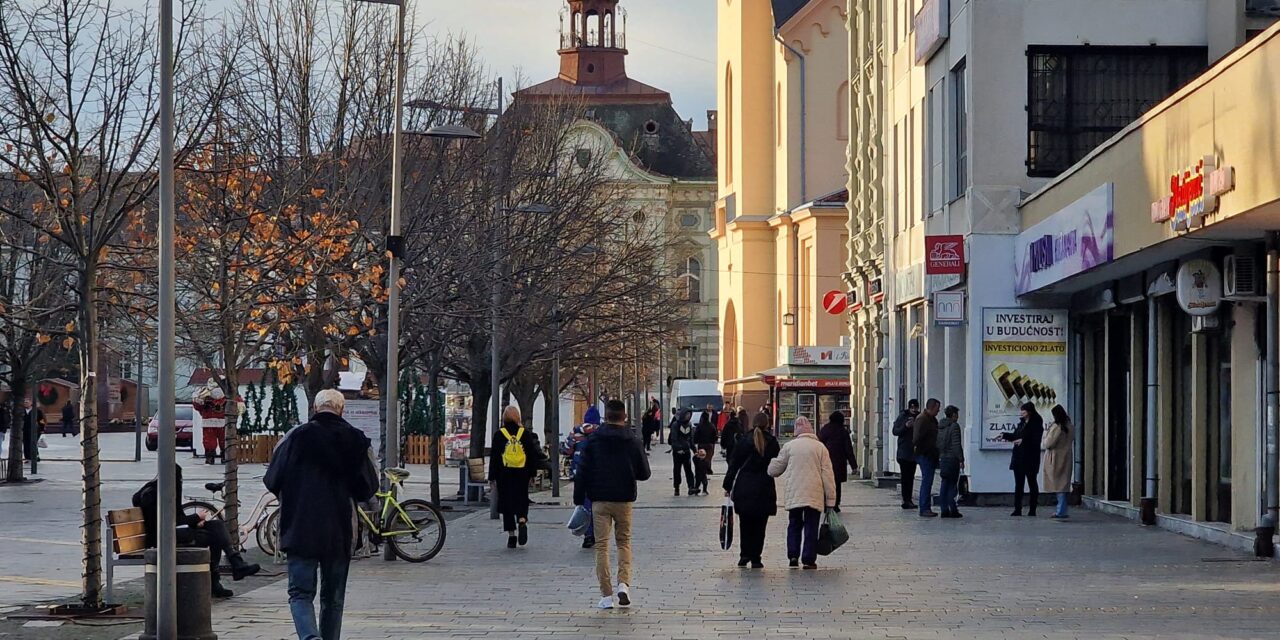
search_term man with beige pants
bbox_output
[572,399,651,609]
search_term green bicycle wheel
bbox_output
[384,498,446,563]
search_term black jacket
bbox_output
[719,417,742,451]
[264,412,379,559]
[912,413,940,462]
[818,421,858,483]
[641,411,660,435]
[134,471,202,549]
[891,410,917,462]
[723,432,780,518]
[489,422,552,514]
[1008,413,1045,473]
[668,417,694,454]
[693,420,718,448]
[573,424,651,505]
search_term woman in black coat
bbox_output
[818,411,858,510]
[1004,402,1045,517]
[719,408,742,462]
[489,406,551,548]
[724,412,781,568]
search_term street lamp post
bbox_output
[156,0,178,633]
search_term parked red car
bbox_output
[146,405,196,452]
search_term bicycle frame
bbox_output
[356,482,421,538]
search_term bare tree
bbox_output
[0,0,233,607]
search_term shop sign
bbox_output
[1175,258,1223,316]
[914,0,949,64]
[981,309,1068,451]
[823,290,849,315]
[925,234,964,293]
[784,346,851,367]
[933,291,966,327]
[776,379,852,390]
[1014,183,1114,296]
[1152,156,1235,231]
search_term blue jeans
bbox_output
[1056,492,1069,517]
[916,455,938,513]
[938,458,961,514]
[288,554,351,640]
[584,498,594,537]
[786,507,821,564]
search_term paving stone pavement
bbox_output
[207,451,1280,640]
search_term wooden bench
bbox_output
[104,507,147,604]
[462,457,488,505]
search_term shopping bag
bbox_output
[816,509,849,556]
[566,505,590,537]
[37,435,48,449]
[718,500,734,550]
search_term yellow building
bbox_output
[715,0,851,429]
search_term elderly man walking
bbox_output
[265,389,379,640]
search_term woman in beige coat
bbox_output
[1042,405,1075,519]
[768,417,836,569]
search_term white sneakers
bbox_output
[597,584,632,610]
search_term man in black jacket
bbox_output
[891,399,920,509]
[21,398,44,462]
[134,465,260,598]
[574,399,651,610]
[265,389,378,640]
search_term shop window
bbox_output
[1026,46,1207,177]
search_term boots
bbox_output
[205,449,216,465]
[228,554,261,581]
[211,570,233,598]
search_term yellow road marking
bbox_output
[0,575,79,588]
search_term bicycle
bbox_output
[355,468,446,563]
[182,482,280,556]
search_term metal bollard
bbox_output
[141,547,217,640]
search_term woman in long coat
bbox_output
[723,413,780,568]
[768,417,836,569]
[1042,405,1075,519]
[490,405,551,548]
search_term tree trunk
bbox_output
[78,265,104,608]
[469,372,490,460]
[428,365,442,507]
[222,371,241,549]
[6,376,27,482]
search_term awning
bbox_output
[757,364,850,379]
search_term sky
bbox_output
[418,0,717,125]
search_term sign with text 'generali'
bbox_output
[1014,183,1114,296]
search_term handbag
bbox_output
[566,505,591,537]
[718,499,734,550]
[816,509,849,556]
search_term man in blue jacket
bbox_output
[265,389,378,640]
[573,399,651,610]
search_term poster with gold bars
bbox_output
[981,309,1068,450]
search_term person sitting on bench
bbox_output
[134,464,260,598]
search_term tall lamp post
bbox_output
[156,0,178,633]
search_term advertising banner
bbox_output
[344,399,382,461]
[1013,183,1114,295]
[981,309,1068,450]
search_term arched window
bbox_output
[604,12,613,47]
[837,80,850,141]
[679,257,703,303]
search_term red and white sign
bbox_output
[822,290,848,315]
[1152,156,1234,231]
[925,235,965,275]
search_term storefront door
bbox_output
[1171,305,1193,516]
[1209,321,1232,523]
[1107,313,1130,502]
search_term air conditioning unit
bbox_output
[1192,314,1221,333]
[1224,254,1263,300]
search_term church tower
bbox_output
[559,0,629,86]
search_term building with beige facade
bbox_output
[714,0,852,430]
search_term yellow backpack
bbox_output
[500,427,526,469]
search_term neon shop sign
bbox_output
[1150,155,1235,231]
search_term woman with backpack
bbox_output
[723,412,780,568]
[490,405,551,549]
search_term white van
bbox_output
[669,379,723,425]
